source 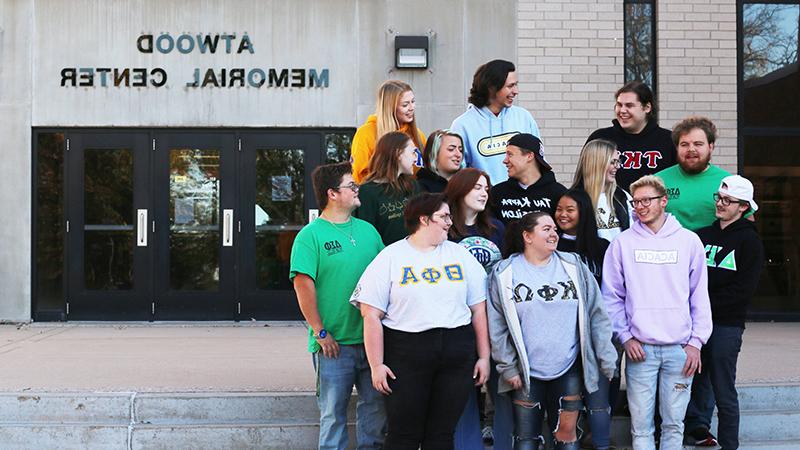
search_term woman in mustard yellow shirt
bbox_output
[351,80,426,183]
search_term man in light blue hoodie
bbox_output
[602,175,712,450]
[451,59,541,184]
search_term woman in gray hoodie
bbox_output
[487,211,617,450]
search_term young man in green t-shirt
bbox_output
[656,116,733,231]
[289,162,386,449]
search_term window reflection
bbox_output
[35,133,65,314]
[743,136,800,315]
[743,4,799,82]
[624,1,656,89]
[326,132,354,164]
[255,148,304,290]
[169,148,220,291]
[84,149,134,290]
[742,4,800,127]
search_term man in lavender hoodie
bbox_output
[602,175,712,450]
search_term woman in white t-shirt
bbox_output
[572,139,634,242]
[350,192,490,449]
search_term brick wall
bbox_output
[657,0,739,173]
[515,0,739,185]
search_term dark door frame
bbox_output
[152,131,238,320]
[32,127,354,321]
[237,131,323,320]
[65,131,152,320]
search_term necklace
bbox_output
[320,214,356,246]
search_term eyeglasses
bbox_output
[629,195,664,208]
[610,159,622,168]
[431,213,453,224]
[713,193,744,206]
[334,182,360,193]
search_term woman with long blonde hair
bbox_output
[572,139,633,242]
[351,80,427,183]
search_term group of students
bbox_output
[289,59,765,450]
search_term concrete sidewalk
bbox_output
[0,322,797,393]
[0,322,313,392]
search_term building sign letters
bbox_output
[59,33,329,89]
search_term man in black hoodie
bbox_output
[684,175,764,450]
[587,81,676,191]
[490,133,566,225]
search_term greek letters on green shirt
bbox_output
[353,180,420,245]
[289,217,384,353]
[656,164,730,231]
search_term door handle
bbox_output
[223,209,234,247]
[137,209,148,247]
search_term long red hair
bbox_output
[445,168,497,240]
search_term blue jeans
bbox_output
[511,361,583,450]
[488,361,515,450]
[453,364,516,450]
[314,344,386,450]
[626,343,692,450]
[685,326,744,450]
[584,376,612,450]
[454,387,482,450]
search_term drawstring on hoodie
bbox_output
[479,105,506,150]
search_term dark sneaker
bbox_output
[688,427,719,447]
[481,425,493,446]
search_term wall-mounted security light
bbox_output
[395,36,429,69]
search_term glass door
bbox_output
[153,132,237,319]
[65,133,152,319]
[238,133,322,319]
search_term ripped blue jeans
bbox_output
[626,343,692,450]
[583,376,612,450]
[510,361,583,450]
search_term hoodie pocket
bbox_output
[629,306,692,344]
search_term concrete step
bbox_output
[0,423,332,450]
[135,392,328,425]
[132,423,343,450]
[737,384,800,411]
[610,407,800,447]
[0,425,129,450]
[716,408,800,441]
[0,386,797,449]
[736,441,800,450]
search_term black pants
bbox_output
[383,324,476,450]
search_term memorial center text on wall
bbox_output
[59,33,330,89]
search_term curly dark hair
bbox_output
[468,60,516,108]
[671,116,718,146]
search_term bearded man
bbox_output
[655,116,741,231]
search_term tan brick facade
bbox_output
[516,0,739,185]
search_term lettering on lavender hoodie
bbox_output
[601,213,712,349]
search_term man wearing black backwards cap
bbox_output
[489,133,567,225]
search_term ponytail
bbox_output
[501,211,551,258]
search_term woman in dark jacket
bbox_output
[416,129,465,193]
[554,189,610,285]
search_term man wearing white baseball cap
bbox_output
[684,175,764,449]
